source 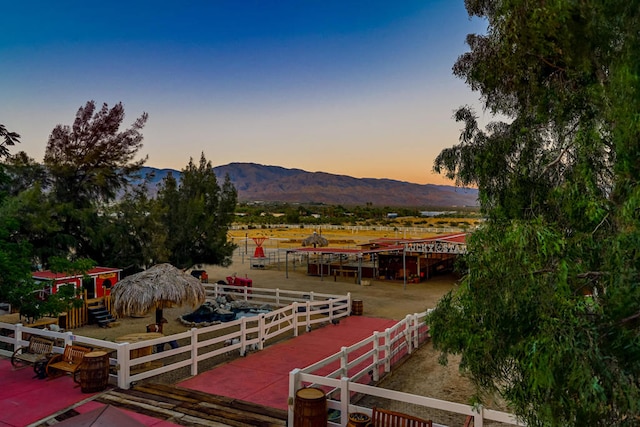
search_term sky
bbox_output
[1,1,488,185]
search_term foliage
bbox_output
[0,194,33,304]
[0,125,32,305]
[92,180,169,270]
[157,153,238,269]
[42,101,148,263]
[44,101,148,204]
[0,124,20,159]
[429,1,640,426]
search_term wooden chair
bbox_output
[11,336,54,369]
[371,407,432,427]
[45,344,92,379]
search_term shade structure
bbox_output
[55,405,145,426]
[112,263,206,323]
[302,232,328,248]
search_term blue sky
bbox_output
[1,1,487,185]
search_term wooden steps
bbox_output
[94,383,288,427]
[87,304,116,328]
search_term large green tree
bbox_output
[94,181,169,271]
[0,125,35,304]
[43,101,148,264]
[428,2,640,426]
[157,153,237,269]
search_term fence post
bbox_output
[292,302,299,337]
[190,328,199,376]
[258,313,265,350]
[474,406,484,427]
[288,369,302,427]
[340,346,348,377]
[14,324,23,349]
[116,343,129,389]
[64,331,74,347]
[384,328,391,373]
[240,317,247,356]
[305,301,311,332]
[413,313,420,349]
[339,376,351,427]
[404,314,413,355]
[373,331,380,382]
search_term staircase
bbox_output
[87,304,116,328]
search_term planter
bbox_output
[347,412,371,427]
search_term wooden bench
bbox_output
[371,407,432,427]
[11,336,54,369]
[45,344,92,379]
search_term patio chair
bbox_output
[371,407,432,427]
[11,335,55,369]
[45,344,92,379]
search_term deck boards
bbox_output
[94,383,287,427]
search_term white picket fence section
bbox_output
[288,310,524,427]
[0,284,351,390]
[1,284,523,426]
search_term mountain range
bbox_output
[140,162,478,208]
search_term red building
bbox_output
[32,267,122,299]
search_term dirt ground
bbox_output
[4,226,507,422]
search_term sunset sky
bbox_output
[1,1,488,185]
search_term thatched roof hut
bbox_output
[112,263,206,323]
[302,232,328,248]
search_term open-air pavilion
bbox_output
[284,232,469,288]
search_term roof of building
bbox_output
[32,267,122,281]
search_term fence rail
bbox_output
[288,310,523,427]
[0,285,351,390]
[1,286,522,427]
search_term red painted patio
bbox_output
[1,315,396,426]
[179,315,397,410]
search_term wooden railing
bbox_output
[60,293,115,329]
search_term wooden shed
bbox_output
[32,267,122,299]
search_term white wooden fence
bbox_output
[288,310,524,427]
[1,284,523,426]
[0,284,351,390]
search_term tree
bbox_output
[45,101,148,204]
[1,152,49,197]
[157,153,237,269]
[94,181,169,271]
[428,2,640,426]
[43,101,148,263]
[0,125,33,304]
[0,193,34,304]
[0,124,20,159]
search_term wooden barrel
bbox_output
[294,387,327,427]
[352,299,363,316]
[77,351,110,393]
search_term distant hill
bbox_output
[138,162,478,208]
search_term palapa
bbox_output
[112,263,206,324]
[302,231,328,248]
